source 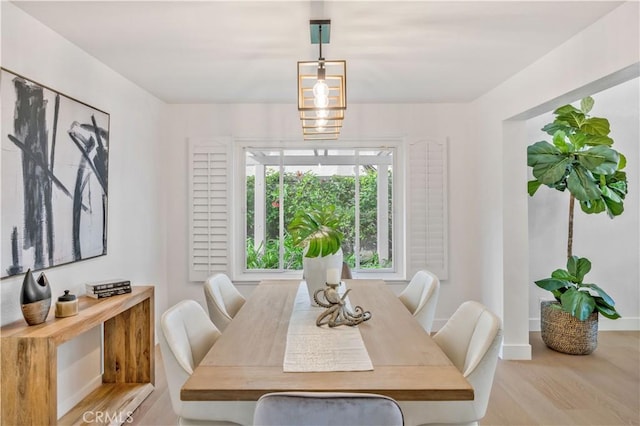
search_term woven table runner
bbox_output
[283,282,373,372]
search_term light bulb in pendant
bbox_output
[313,79,329,97]
[314,94,329,108]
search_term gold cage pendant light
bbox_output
[297,20,347,140]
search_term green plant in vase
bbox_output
[288,205,344,305]
[288,205,344,258]
[527,96,625,352]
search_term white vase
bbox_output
[303,247,343,306]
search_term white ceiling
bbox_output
[12,1,623,104]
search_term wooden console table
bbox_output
[1,286,154,425]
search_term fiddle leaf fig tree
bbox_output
[527,96,626,320]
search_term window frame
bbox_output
[231,138,407,282]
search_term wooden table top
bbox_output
[181,279,473,402]
[0,286,154,345]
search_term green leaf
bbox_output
[527,179,542,196]
[580,96,594,114]
[560,288,596,320]
[596,303,621,319]
[599,172,628,210]
[580,198,606,214]
[567,256,591,282]
[583,134,613,147]
[594,297,621,319]
[551,269,577,282]
[527,141,571,185]
[542,121,571,136]
[553,106,584,128]
[552,131,570,152]
[287,205,344,258]
[593,295,615,310]
[608,171,628,193]
[533,158,570,185]
[581,117,610,136]
[306,237,321,258]
[609,180,628,197]
[556,111,585,128]
[604,197,624,218]
[527,141,561,166]
[580,283,615,307]
[578,146,619,175]
[601,185,622,203]
[566,166,600,201]
[568,133,586,150]
[618,153,627,170]
[535,278,571,292]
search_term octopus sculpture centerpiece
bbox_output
[313,283,372,327]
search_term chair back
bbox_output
[398,270,440,333]
[159,300,221,414]
[204,273,246,332]
[398,301,502,426]
[254,392,404,426]
[434,300,502,417]
[159,300,255,424]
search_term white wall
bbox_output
[527,77,640,330]
[163,102,479,329]
[471,1,639,359]
[0,2,168,415]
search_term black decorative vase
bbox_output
[20,269,52,326]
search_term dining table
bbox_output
[181,279,473,402]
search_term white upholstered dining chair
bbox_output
[159,300,255,426]
[253,392,404,426]
[398,301,502,426]
[203,273,246,332]
[398,270,441,334]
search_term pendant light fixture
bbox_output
[297,19,347,140]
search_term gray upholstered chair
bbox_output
[398,301,503,426]
[253,392,404,426]
[203,273,246,332]
[398,270,441,334]
[158,300,255,425]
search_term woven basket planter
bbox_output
[540,300,598,355]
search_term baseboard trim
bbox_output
[500,343,532,360]
[530,317,640,331]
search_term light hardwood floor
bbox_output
[130,331,639,425]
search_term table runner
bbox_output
[283,282,374,372]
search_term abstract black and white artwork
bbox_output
[1,69,109,278]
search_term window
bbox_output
[188,138,447,283]
[244,148,394,274]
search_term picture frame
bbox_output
[1,68,110,278]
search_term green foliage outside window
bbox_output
[246,168,392,270]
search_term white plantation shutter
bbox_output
[408,139,448,279]
[188,139,232,282]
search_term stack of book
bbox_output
[85,279,132,299]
